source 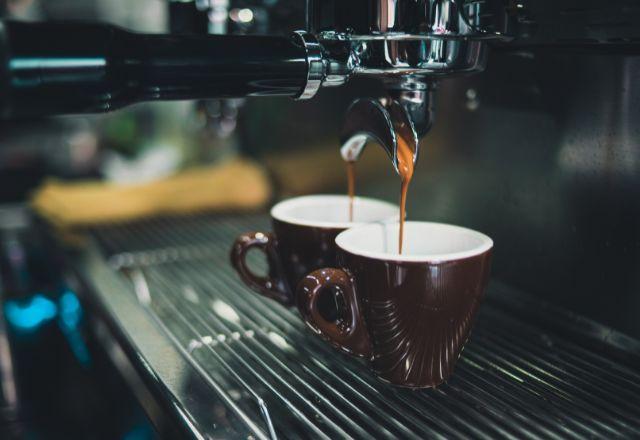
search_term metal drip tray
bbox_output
[74,214,640,439]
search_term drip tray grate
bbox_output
[85,214,640,439]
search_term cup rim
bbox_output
[335,221,494,263]
[270,194,399,229]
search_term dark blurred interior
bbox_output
[0,0,638,438]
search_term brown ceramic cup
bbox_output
[297,221,493,388]
[231,195,398,307]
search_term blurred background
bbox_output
[0,1,382,438]
[0,0,638,438]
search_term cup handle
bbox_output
[230,232,291,306]
[297,268,371,358]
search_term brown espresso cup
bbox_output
[297,221,493,388]
[231,194,398,309]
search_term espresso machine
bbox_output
[0,0,513,170]
[0,1,639,438]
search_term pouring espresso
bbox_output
[341,97,422,254]
[344,133,415,253]
[395,135,415,253]
[347,161,356,222]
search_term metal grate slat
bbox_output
[86,214,640,439]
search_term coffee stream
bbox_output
[396,135,415,254]
[345,133,415,254]
[347,161,356,222]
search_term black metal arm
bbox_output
[0,20,309,118]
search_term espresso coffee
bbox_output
[347,161,356,222]
[395,134,415,254]
[297,221,493,388]
[342,133,415,253]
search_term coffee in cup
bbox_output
[297,221,493,388]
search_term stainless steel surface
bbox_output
[305,0,507,171]
[0,291,18,421]
[76,213,640,439]
[77,240,259,439]
[307,0,505,82]
[387,80,436,138]
[0,205,31,302]
[308,0,507,40]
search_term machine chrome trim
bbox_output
[293,31,324,100]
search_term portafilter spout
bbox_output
[340,80,436,174]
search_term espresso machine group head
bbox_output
[303,0,510,170]
[0,0,512,171]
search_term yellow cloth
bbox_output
[32,158,272,229]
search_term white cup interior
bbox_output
[270,195,398,229]
[335,221,493,262]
